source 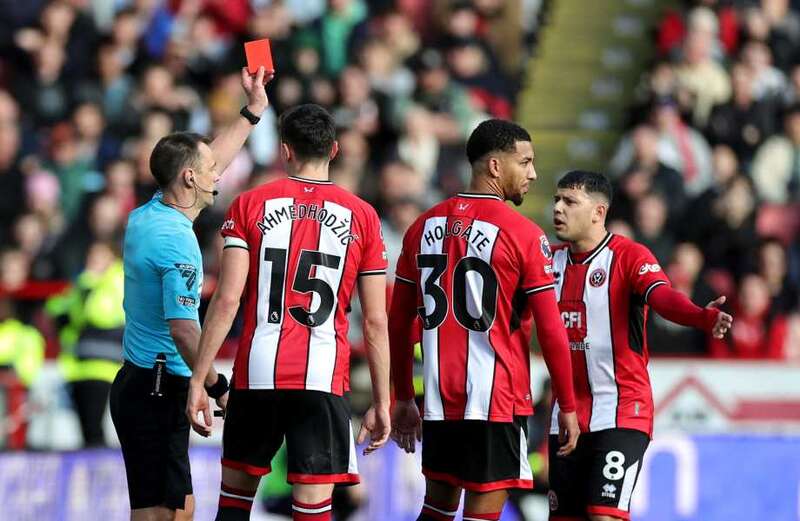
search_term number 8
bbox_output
[602,450,625,481]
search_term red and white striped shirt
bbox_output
[549,233,669,437]
[221,176,387,394]
[394,193,556,422]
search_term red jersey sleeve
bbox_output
[389,220,422,401]
[220,195,249,250]
[520,224,555,295]
[623,242,670,301]
[358,206,388,275]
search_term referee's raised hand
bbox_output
[241,65,272,115]
[186,381,212,437]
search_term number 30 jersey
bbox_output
[221,176,387,394]
[395,193,555,422]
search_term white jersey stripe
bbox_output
[585,248,619,431]
[223,236,249,249]
[524,283,555,295]
[249,197,294,388]
[644,280,667,302]
[464,219,499,420]
[305,201,351,392]
[395,274,415,285]
[358,269,386,275]
[550,248,569,434]
[420,216,447,420]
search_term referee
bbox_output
[110,66,270,521]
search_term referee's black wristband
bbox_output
[205,373,229,399]
[239,106,261,125]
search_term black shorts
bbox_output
[222,389,359,485]
[109,362,192,510]
[421,418,533,492]
[548,428,649,520]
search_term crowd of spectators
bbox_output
[0,0,798,412]
[0,0,543,448]
[610,0,800,358]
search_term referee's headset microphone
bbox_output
[162,175,218,209]
[192,176,219,197]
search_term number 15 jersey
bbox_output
[395,193,556,422]
[221,176,387,394]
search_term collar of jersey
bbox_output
[567,232,613,265]
[288,175,333,185]
[456,192,502,201]
[153,194,193,224]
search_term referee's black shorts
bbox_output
[110,361,192,510]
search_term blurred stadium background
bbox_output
[0,0,799,519]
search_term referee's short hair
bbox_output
[279,104,336,161]
[149,132,211,188]
[558,170,613,205]
[466,119,531,164]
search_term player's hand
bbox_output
[390,399,422,454]
[557,410,579,457]
[186,381,212,437]
[706,296,733,339]
[241,66,272,116]
[214,391,229,418]
[357,405,391,455]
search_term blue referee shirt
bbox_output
[121,195,203,377]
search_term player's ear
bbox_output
[594,201,609,223]
[280,142,292,163]
[329,141,339,161]
[487,156,502,179]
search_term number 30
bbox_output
[416,253,498,332]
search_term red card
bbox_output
[244,39,274,75]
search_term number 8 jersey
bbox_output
[220,176,387,394]
[394,193,555,422]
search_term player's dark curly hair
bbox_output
[465,119,531,164]
[278,104,336,161]
[557,170,613,204]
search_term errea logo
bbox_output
[638,263,661,275]
[601,484,617,499]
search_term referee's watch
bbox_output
[205,373,229,399]
[239,106,261,125]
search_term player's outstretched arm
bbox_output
[528,289,580,456]
[388,280,422,453]
[356,273,392,455]
[647,285,733,339]
[208,66,272,173]
[187,247,249,437]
